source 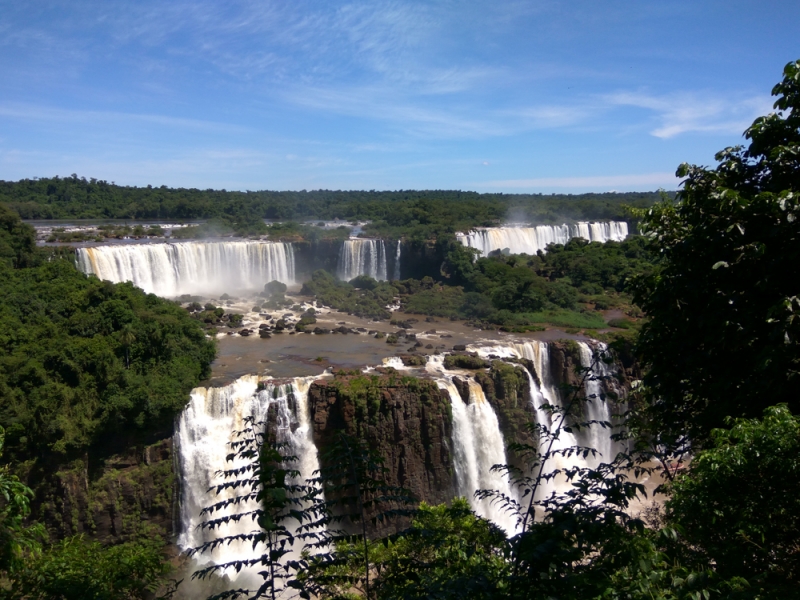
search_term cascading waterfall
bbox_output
[393,240,402,281]
[428,356,518,533]
[337,238,388,281]
[174,375,320,591]
[456,221,629,257]
[76,241,295,296]
[575,341,623,466]
[471,340,622,464]
[467,340,623,498]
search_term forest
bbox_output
[0,61,796,599]
[1,178,663,242]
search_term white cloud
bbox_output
[0,103,250,134]
[605,91,773,139]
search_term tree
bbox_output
[667,405,800,596]
[10,536,171,600]
[0,204,37,269]
[190,417,310,600]
[300,432,417,600]
[634,59,800,445]
[372,499,509,600]
[0,426,43,575]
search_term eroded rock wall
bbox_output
[308,373,456,507]
[33,439,175,546]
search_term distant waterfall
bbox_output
[456,221,629,257]
[76,241,295,296]
[393,240,402,281]
[337,239,388,281]
[175,376,320,591]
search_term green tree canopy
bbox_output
[0,208,216,461]
[634,59,800,444]
[667,405,800,596]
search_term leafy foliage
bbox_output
[190,417,310,600]
[8,536,171,600]
[634,59,800,443]
[0,427,44,574]
[372,499,509,600]
[301,270,396,320]
[667,405,800,595]
[0,256,216,458]
[299,432,417,600]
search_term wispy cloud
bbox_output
[605,91,773,138]
[0,103,249,134]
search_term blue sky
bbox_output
[0,1,797,192]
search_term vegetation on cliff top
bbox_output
[0,204,215,471]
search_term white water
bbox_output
[175,376,320,591]
[467,340,623,498]
[428,356,518,533]
[576,341,623,466]
[76,241,295,296]
[393,240,402,281]
[456,221,629,257]
[337,238,388,281]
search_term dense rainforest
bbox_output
[2,178,664,241]
[0,60,796,599]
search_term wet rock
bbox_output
[399,354,427,366]
[453,344,467,351]
[313,327,331,335]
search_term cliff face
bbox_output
[34,438,175,546]
[308,372,455,507]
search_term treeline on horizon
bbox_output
[0,175,670,231]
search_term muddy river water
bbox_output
[206,293,593,384]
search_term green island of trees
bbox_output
[0,60,797,599]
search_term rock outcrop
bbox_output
[308,371,455,508]
[34,439,175,546]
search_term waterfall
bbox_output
[428,357,518,533]
[393,240,402,281]
[467,340,623,496]
[456,221,629,257]
[75,240,295,296]
[337,239,388,281]
[575,341,623,465]
[174,375,320,591]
